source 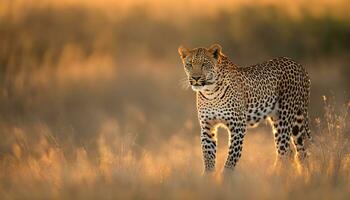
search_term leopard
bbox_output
[178,44,311,173]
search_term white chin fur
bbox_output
[191,86,204,91]
[191,85,215,92]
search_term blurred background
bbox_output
[0,0,349,198]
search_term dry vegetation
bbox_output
[0,99,349,199]
[0,0,350,199]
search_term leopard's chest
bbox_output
[197,94,237,123]
[198,106,233,125]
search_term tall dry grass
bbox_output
[0,97,349,199]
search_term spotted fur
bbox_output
[178,44,311,173]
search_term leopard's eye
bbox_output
[203,63,210,70]
[185,62,192,69]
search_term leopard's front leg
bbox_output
[200,120,217,173]
[224,114,247,170]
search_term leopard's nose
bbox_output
[192,76,201,81]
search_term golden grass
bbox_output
[0,98,349,199]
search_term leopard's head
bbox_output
[178,44,223,92]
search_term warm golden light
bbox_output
[0,0,349,199]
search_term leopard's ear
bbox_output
[208,44,222,60]
[178,46,190,59]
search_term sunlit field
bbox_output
[1,0,350,199]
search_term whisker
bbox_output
[178,76,190,90]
